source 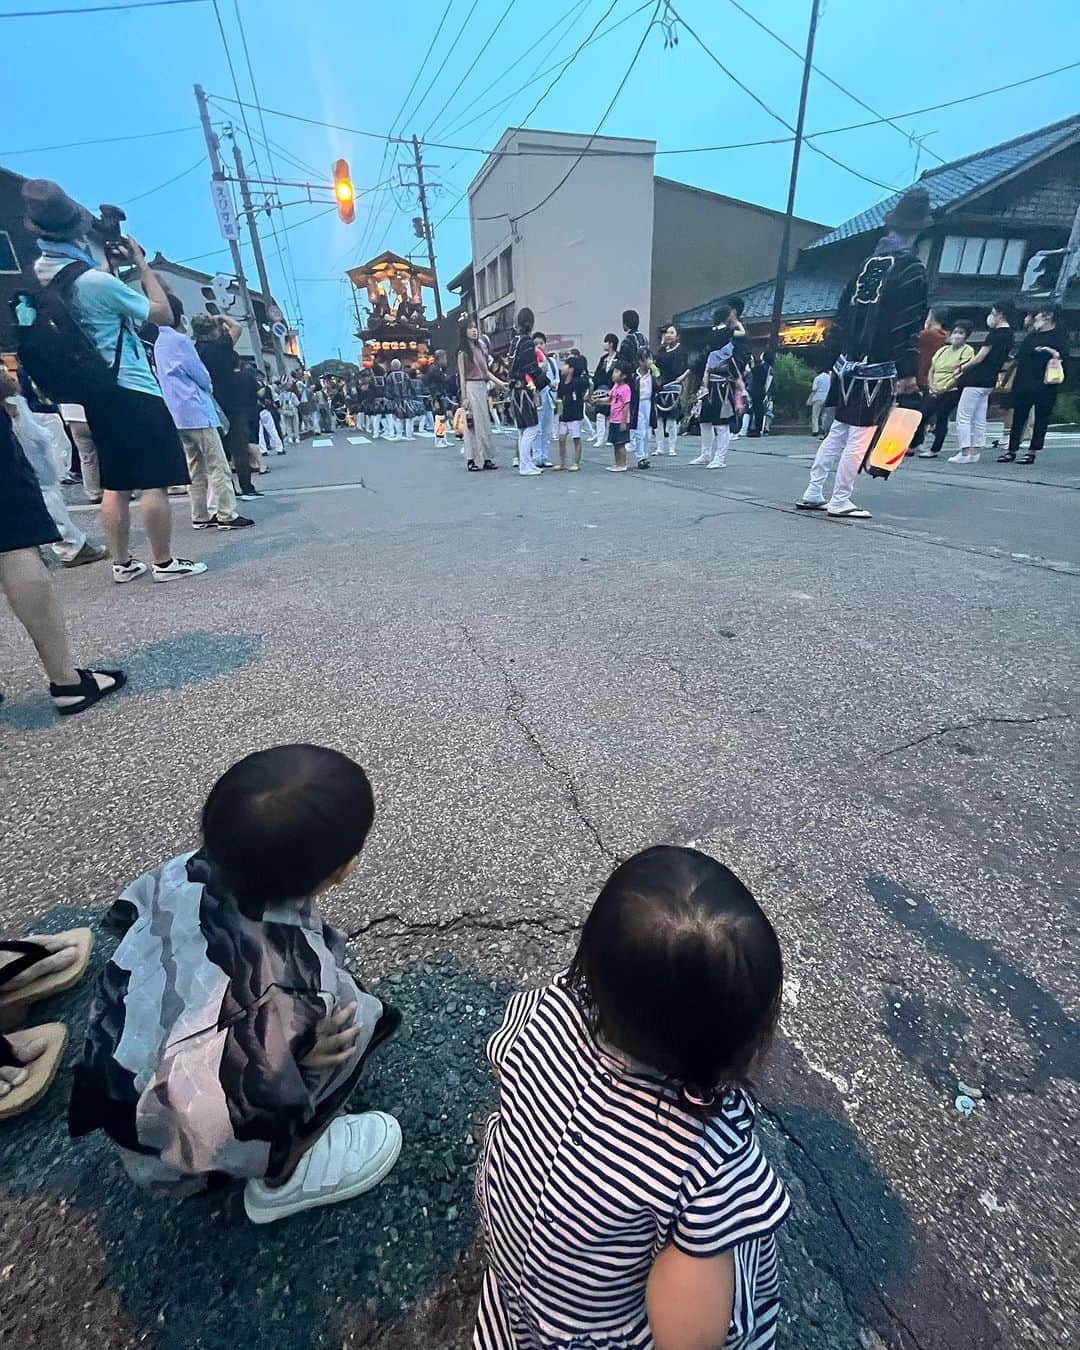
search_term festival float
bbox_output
[347,251,437,369]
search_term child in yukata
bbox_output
[69,744,402,1225]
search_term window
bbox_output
[0,230,20,274]
[938,235,1025,277]
[499,246,513,297]
[476,269,487,307]
[487,259,499,302]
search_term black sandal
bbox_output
[482,460,499,470]
[49,668,126,717]
[467,459,480,472]
[1018,452,1036,465]
[996,451,1016,463]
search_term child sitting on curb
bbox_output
[69,744,401,1224]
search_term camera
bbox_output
[90,203,130,265]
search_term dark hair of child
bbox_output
[603,333,619,349]
[201,744,375,917]
[953,319,973,337]
[516,307,535,333]
[622,309,640,331]
[567,845,782,1106]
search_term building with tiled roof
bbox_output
[674,115,1080,362]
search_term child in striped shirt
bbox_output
[475,846,789,1349]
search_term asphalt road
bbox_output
[1,425,1077,1349]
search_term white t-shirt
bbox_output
[811,371,831,401]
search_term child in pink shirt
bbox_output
[606,366,632,473]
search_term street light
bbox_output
[333,159,355,225]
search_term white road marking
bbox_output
[312,438,334,447]
[347,436,371,445]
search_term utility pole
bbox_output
[767,0,821,353]
[194,84,265,374]
[231,135,287,377]
[412,135,444,319]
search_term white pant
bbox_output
[280,406,300,442]
[538,394,555,462]
[518,424,540,472]
[39,482,87,563]
[659,415,679,453]
[956,386,990,451]
[593,413,607,444]
[259,409,283,453]
[632,401,652,462]
[803,419,876,510]
[701,423,731,465]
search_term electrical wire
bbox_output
[231,0,303,325]
[176,204,334,265]
[475,1,661,226]
[0,0,202,14]
[1,125,199,156]
[439,0,594,140]
[724,0,947,165]
[664,2,899,192]
[422,0,517,141]
[400,0,481,137]
[121,155,206,205]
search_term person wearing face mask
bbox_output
[997,307,1067,465]
[949,303,1013,464]
[919,320,975,458]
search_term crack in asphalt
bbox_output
[459,624,619,863]
[348,909,580,941]
[760,1102,930,1350]
[875,712,1070,760]
[664,660,690,697]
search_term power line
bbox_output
[723,0,946,165]
[478,1,661,226]
[231,0,302,325]
[440,0,594,140]
[664,2,899,192]
[355,0,453,264]
[1,0,203,14]
[1,125,199,155]
[121,154,206,204]
[422,0,517,141]
[402,0,481,136]
[175,204,333,265]
[435,0,628,228]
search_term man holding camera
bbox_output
[191,313,259,499]
[24,179,206,584]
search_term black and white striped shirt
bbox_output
[475,979,790,1349]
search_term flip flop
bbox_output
[0,1024,67,1120]
[0,928,94,1029]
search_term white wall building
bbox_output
[468,128,656,358]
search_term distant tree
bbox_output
[769,352,816,422]
[310,359,360,380]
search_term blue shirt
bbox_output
[154,326,219,430]
[34,247,159,398]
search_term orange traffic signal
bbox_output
[333,158,355,224]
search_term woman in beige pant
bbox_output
[457,321,507,472]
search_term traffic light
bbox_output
[333,159,355,225]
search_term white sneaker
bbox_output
[916,449,936,458]
[689,453,709,466]
[706,456,727,469]
[244,1112,402,1225]
[152,557,209,582]
[604,465,629,473]
[948,451,979,464]
[112,558,148,584]
[519,465,543,476]
[512,457,520,467]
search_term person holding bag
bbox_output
[997,307,1068,465]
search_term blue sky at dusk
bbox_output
[6,0,1079,361]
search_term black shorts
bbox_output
[85,385,188,492]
